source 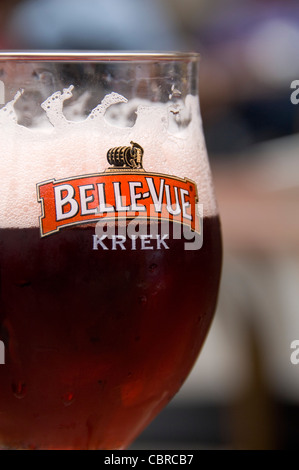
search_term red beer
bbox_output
[0,217,221,449]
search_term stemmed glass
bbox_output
[0,51,221,449]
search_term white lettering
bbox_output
[97,183,115,213]
[157,234,169,249]
[146,177,165,213]
[113,182,130,211]
[79,184,96,215]
[92,233,174,250]
[165,185,181,216]
[131,235,137,250]
[180,188,192,221]
[140,234,154,250]
[129,181,146,211]
[104,455,138,467]
[112,235,126,250]
[92,234,108,250]
[54,184,78,221]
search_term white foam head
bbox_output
[0,87,218,228]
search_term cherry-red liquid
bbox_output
[0,218,221,449]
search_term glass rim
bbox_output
[0,50,200,62]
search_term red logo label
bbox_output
[37,171,200,237]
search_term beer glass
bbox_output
[0,52,222,449]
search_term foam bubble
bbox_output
[0,88,218,228]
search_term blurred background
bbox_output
[1,0,299,450]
